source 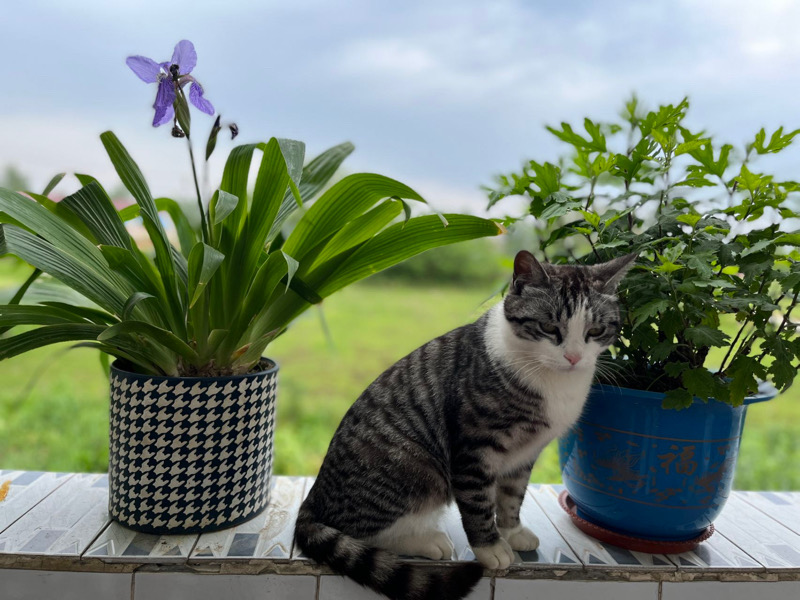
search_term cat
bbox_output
[294,250,636,600]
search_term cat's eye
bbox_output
[587,326,605,337]
[540,323,559,334]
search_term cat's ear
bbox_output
[512,250,549,293]
[592,253,637,294]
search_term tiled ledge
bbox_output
[1,471,799,599]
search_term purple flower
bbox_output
[126,40,214,128]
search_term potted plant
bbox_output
[0,40,504,534]
[488,97,799,550]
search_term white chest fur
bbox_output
[483,304,594,474]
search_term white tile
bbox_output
[0,473,109,556]
[662,582,800,600]
[495,579,659,600]
[2,569,131,600]
[133,573,317,600]
[319,575,491,599]
[191,476,307,560]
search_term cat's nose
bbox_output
[564,352,582,366]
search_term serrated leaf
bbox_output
[662,388,694,410]
[684,325,729,347]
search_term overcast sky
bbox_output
[3,0,800,215]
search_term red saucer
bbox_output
[558,490,714,554]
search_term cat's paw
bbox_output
[499,525,539,552]
[472,538,515,570]
[426,530,455,560]
[392,530,454,560]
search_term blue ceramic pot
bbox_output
[558,382,775,541]
[108,359,278,534]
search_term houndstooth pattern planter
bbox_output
[108,360,278,534]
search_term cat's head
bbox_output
[503,250,636,372]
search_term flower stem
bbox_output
[186,137,210,243]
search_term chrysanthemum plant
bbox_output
[0,40,503,376]
[488,97,800,408]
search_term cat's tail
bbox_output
[294,507,483,600]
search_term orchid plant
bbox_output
[0,40,504,377]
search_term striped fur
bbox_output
[295,251,635,599]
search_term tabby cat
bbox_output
[295,250,636,600]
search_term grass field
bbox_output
[0,259,798,489]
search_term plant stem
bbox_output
[186,136,210,243]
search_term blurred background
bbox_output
[1,0,798,489]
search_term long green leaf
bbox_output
[0,323,107,360]
[0,188,117,278]
[25,192,96,241]
[0,268,42,336]
[1,224,128,314]
[267,141,355,243]
[188,242,224,308]
[60,181,132,250]
[282,174,425,262]
[154,197,197,257]
[0,304,86,327]
[307,198,403,271]
[41,173,66,196]
[239,139,293,276]
[316,214,505,296]
[216,250,292,362]
[122,292,157,320]
[210,190,239,226]
[99,321,200,364]
[100,132,184,334]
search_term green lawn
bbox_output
[0,261,797,489]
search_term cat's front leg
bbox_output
[496,463,539,552]
[452,451,515,570]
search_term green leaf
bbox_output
[1,224,128,314]
[0,268,42,335]
[682,368,716,401]
[153,197,197,258]
[122,292,156,320]
[684,325,730,347]
[0,323,107,360]
[0,304,86,327]
[60,181,132,250]
[188,242,225,308]
[100,132,183,332]
[664,361,689,378]
[662,388,694,410]
[282,250,299,293]
[267,141,355,244]
[631,299,670,328]
[316,214,504,297]
[546,121,606,152]
[99,321,200,364]
[41,173,66,196]
[210,190,239,225]
[308,198,403,270]
[676,213,701,227]
[283,174,425,263]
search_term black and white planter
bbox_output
[108,359,278,534]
